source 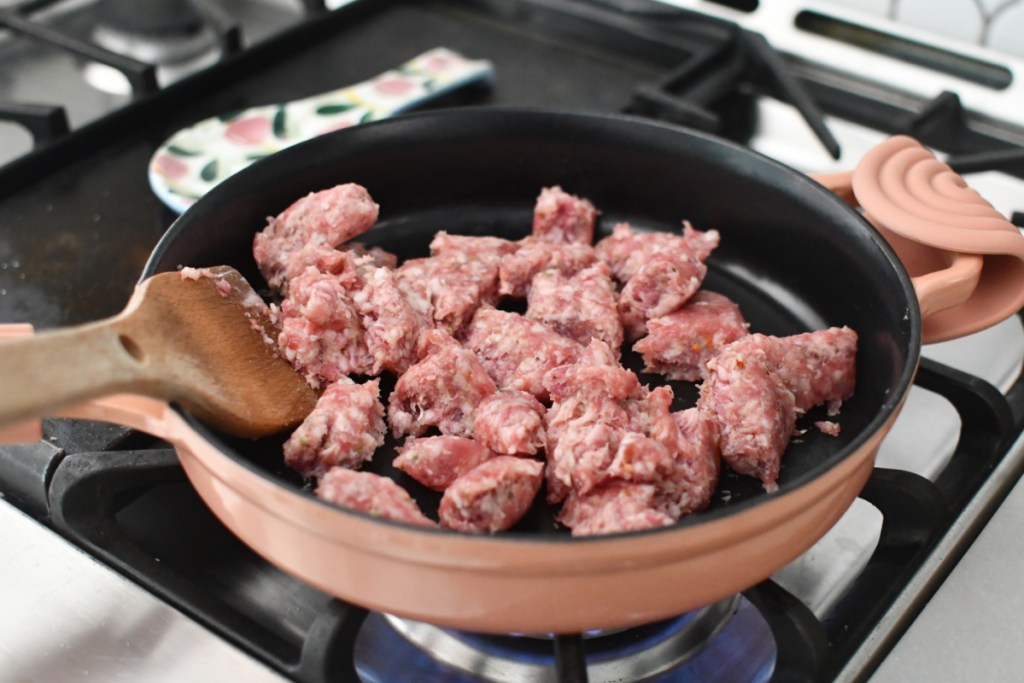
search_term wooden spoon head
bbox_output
[125,266,318,438]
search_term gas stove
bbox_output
[2,1,1024,682]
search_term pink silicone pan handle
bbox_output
[0,324,176,444]
[811,137,1024,343]
[812,169,984,319]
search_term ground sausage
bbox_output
[618,253,707,340]
[699,343,797,491]
[281,243,397,285]
[557,482,674,536]
[283,378,385,479]
[277,266,374,385]
[472,390,547,456]
[388,330,497,438]
[430,231,519,265]
[609,390,721,517]
[633,290,749,381]
[393,435,494,491]
[594,220,719,282]
[542,340,641,403]
[395,253,501,334]
[542,341,641,501]
[346,264,424,375]
[497,238,599,298]
[316,467,435,527]
[344,242,398,269]
[438,456,544,533]
[743,327,858,414]
[253,183,379,292]
[462,308,584,400]
[669,406,722,510]
[531,186,597,244]
[526,263,623,353]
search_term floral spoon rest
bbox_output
[148,47,495,213]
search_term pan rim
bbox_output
[147,105,922,543]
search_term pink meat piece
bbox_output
[472,390,547,456]
[741,327,858,414]
[462,308,584,400]
[556,391,720,531]
[429,231,519,265]
[815,420,841,437]
[253,183,379,292]
[345,264,425,375]
[618,253,708,340]
[699,343,797,492]
[541,341,641,502]
[594,220,719,282]
[526,263,623,353]
[672,406,722,495]
[604,432,674,491]
[277,244,350,287]
[388,330,497,438]
[277,266,374,385]
[283,379,385,478]
[633,290,749,381]
[608,390,722,517]
[438,456,544,533]
[345,242,398,269]
[393,435,494,491]
[531,186,598,245]
[281,242,398,290]
[497,238,599,298]
[542,340,641,403]
[558,482,674,536]
[395,253,501,333]
[545,417,625,502]
[316,467,435,527]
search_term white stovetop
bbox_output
[0,496,284,682]
[870,447,1024,682]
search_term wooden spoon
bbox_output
[0,266,318,438]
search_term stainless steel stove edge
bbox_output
[836,430,1024,682]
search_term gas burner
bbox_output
[353,596,776,682]
[85,0,223,92]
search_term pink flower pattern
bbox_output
[225,117,272,145]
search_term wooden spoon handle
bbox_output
[0,316,160,428]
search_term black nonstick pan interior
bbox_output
[145,107,918,536]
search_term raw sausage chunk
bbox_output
[699,343,797,491]
[594,220,719,282]
[462,308,584,400]
[472,390,547,456]
[498,238,599,298]
[277,266,374,385]
[531,186,597,244]
[558,482,674,536]
[618,253,708,340]
[253,183,379,292]
[395,253,501,334]
[284,379,386,478]
[633,290,749,381]
[316,467,435,527]
[388,330,497,438]
[526,263,623,353]
[393,435,494,491]
[438,456,544,533]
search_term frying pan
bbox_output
[8,108,1024,635]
